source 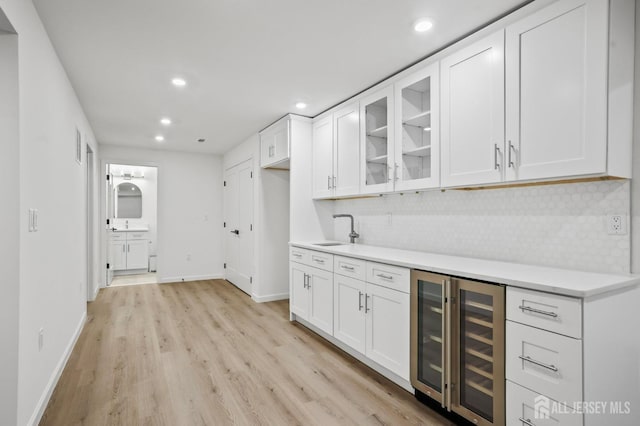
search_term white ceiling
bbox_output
[33,0,529,155]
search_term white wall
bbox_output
[632,0,640,274]
[112,165,158,256]
[0,1,101,424]
[0,25,19,426]
[100,145,224,283]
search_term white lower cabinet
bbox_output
[333,262,410,380]
[290,257,334,335]
[110,241,127,271]
[110,231,149,271]
[126,239,149,270]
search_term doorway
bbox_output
[86,144,96,300]
[106,163,159,287]
[224,158,254,295]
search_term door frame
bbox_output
[100,158,160,288]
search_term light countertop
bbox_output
[290,241,640,298]
[113,228,149,232]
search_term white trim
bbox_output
[89,283,100,301]
[251,292,289,303]
[159,274,224,284]
[28,312,87,426]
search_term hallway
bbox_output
[41,280,450,425]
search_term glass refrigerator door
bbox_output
[452,278,505,426]
[410,271,447,405]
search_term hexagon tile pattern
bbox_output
[332,180,631,274]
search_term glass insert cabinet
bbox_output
[411,270,505,426]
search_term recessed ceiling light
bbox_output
[155,135,165,142]
[171,77,187,87]
[160,118,172,125]
[295,102,307,109]
[414,19,433,33]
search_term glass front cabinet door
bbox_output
[394,63,440,191]
[360,86,395,194]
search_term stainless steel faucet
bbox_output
[333,214,359,244]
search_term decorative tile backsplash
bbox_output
[333,180,631,274]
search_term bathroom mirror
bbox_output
[116,183,142,218]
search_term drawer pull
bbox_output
[292,253,302,258]
[518,355,558,372]
[358,291,363,311]
[341,265,355,271]
[518,305,558,318]
[518,418,536,426]
[376,273,393,280]
[313,258,325,264]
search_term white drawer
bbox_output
[308,251,333,272]
[507,287,582,339]
[334,255,366,281]
[506,381,583,426]
[366,261,409,294]
[109,232,126,241]
[127,232,148,240]
[290,247,309,264]
[506,321,582,404]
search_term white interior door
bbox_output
[224,159,253,295]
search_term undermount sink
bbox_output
[313,242,348,247]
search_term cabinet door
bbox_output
[394,62,440,191]
[505,0,607,181]
[260,118,289,168]
[441,31,505,187]
[110,241,126,271]
[360,86,395,194]
[365,283,410,380]
[333,102,360,197]
[333,274,366,354]
[126,239,149,270]
[308,268,333,335]
[312,115,334,199]
[290,263,309,320]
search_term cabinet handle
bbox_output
[518,418,536,426]
[122,244,125,252]
[387,165,392,182]
[376,273,393,280]
[508,140,516,168]
[341,265,355,271]
[394,163,399,181]
[365,294,370,313]
[313,257,325,264]
[303,274,308,289]
[494,144,501,170]
[518,305,558,318]
[358,291,363,311]
[292,253,302,258]
[327,175,331,190]
[306,274,311,289]
[518,355,558,372]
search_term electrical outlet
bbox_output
[38,328,44,351]
[607,215,628,235]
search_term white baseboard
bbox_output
[29,311,87,426]
[252,292,289,303]
[159,274,224,284]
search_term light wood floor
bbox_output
[41,280,452,426]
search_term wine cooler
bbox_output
[410,270,505,426]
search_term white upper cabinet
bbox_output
[441,30,505,188]
[312,102,360,199]
[260,116,290,168]
[333,103,361,197]
[394,62,440,191]
[312,115,334,199]
[361,86,395,194]
[505,0,608,181]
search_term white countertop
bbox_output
[290,241,640,298]
[113,228,148,232]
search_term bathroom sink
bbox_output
[313,242,347,247]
